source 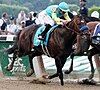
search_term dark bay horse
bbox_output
[82,15,100,23]
[65,21,100,81]
[5,15,82,85]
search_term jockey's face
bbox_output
[59,9,66,14]
[79,1,86,6]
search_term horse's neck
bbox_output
[67,21,80,34]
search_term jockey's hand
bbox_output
[61,20,68,25]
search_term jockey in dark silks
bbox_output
[79,0,88,17]
[36,2,72,40]
[75,0,100,54]
[75,0,89,54]
[79,0,100,22]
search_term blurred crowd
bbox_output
[0,11,38,35]
[0,0,89,36]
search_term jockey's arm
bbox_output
[64,13,71,22]
[51,12,71,25]
[51,12,63,25]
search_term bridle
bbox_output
[64,16,82,35]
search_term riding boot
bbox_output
[38,24,51,40]
[75,35,81,54]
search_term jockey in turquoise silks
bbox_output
[36,2,73,40]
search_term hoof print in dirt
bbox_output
[30,78,51,85]
[78,79,97,85]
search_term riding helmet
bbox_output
[58,2,70,12]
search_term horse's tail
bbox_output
[5,31,22,54]
[5,45,17,54]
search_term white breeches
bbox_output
[36,10,55,26]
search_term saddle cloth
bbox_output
[92,23,100,44]
[33,25,58,46]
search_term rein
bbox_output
[64,25,80,35]
[64,19,81,35]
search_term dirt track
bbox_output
[0,77,100,90]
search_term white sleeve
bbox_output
[6,25,10,31]
[0,19,3,27]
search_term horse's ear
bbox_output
[68,11,74,19]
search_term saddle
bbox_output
[33,25,58,46]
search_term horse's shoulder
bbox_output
[87,21,100,25]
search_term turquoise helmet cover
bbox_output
[58,2,70,12]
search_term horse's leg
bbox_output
[65,53,74,74]
[6,50,18,71]
[56,57,64,85]
[26,53,34,77]
[26,49,42,77]
[48,57,67,79]
[87,48,99,79]
[49,56,64,85]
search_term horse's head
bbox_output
[80,32,91,53]
[71,15,92,53]
[65,15,91,53]
[66,15,85,35]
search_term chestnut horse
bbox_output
[65,21,100,81]
[81,15,100,23]
[5,15,82,85]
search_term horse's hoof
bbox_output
[26,69,34,77]
[89,74,94,80]
[48,75,52,79]
[64,70,71,74]
[42,74,49,79]
[61,82,64,86]
[6,66,13,71]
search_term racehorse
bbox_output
[81,15,100,23]
[5,15,82,85]
[64,21,100,82]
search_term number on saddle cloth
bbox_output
[92,23,100,44]
[33,25,58,46]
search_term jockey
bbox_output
[79,0,88,17]
[37,2,73,40]
[74,0,89,54]
[75,14,89,54]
